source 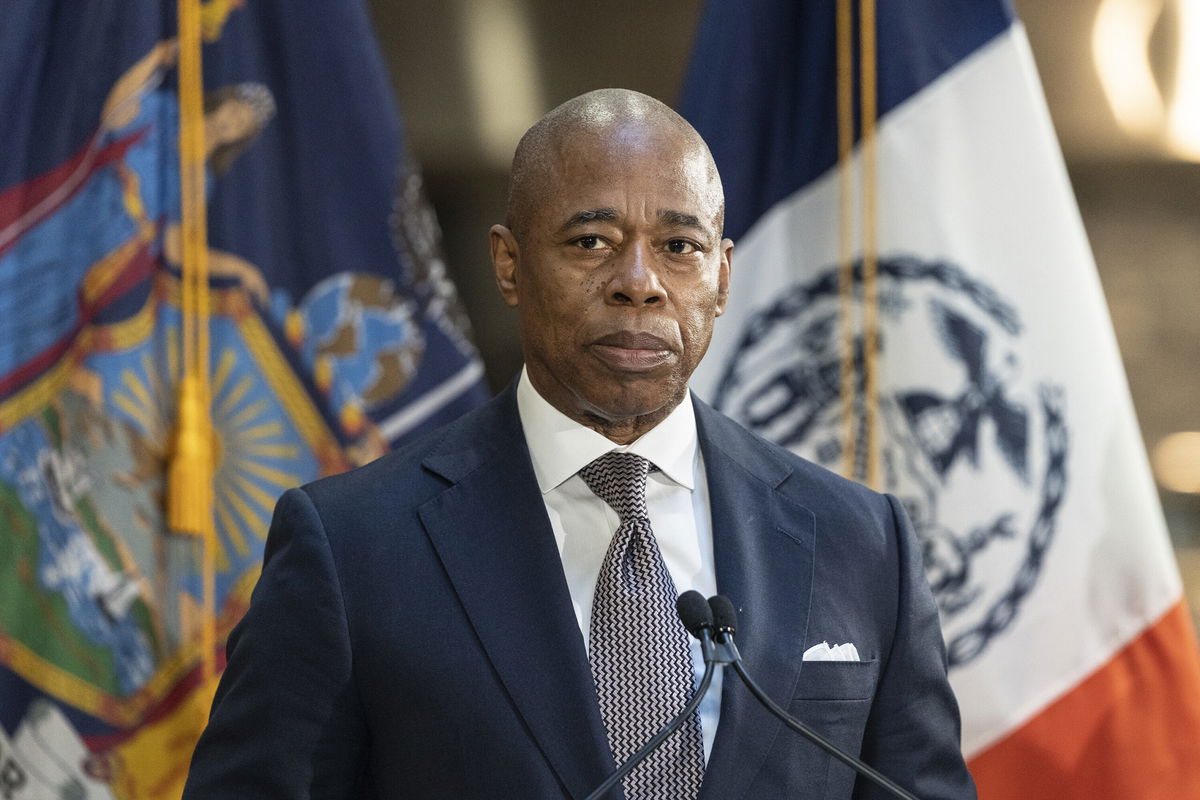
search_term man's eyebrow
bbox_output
[556,208,620,233]
[658,209,715,237]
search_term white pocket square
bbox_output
[803,641,860,662]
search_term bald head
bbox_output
[505,89,724,240]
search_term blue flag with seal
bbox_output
[0,2,487,797]
[681,0,1200,796]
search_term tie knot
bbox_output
[579,451,654,521]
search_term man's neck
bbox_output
[576,407,675,445]
[515,367,698,495]
[520,366,689,445]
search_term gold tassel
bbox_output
[167,375,214,537]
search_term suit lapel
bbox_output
[417,388,614,799]
[693,398,816,800]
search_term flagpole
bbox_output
[836,0,857,481]
[171,0,218,683]
[835,0,881,489]
[860,0,880,490]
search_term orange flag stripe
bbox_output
[968,599,1200,799]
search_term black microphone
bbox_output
[676,589,714,637]
[582,591,720,800]
[676,589,717,664]
[710,593,737,642]
[707,595,921,800]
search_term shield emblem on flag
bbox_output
[712,256,1069,666]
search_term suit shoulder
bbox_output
[298,389,515,514]
[694,395,886,507]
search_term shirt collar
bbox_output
[516,367,698,494]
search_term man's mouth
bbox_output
[589,331,675,371]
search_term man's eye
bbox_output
[576,235,603,250]
[667,239,698,255]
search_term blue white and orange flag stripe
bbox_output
[681,1,1200,796]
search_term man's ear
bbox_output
[490,224,521,308]
[714,237,733,317]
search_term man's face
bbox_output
[492,125,732,437]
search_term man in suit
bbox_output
[183,89,976,799]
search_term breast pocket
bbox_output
[794,658,879,701]
[786,659,880,798]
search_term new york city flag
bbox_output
[682,0,1200,796]
[0,2,487,797]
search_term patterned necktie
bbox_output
[579,451,704,799]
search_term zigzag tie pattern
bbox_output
[581,451,704,799]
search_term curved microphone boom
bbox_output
[582,591,718,800]
[707,595,921,800]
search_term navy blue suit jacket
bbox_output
[182,386,976,799]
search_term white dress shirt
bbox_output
[516,367,722,762]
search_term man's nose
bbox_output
[607,240,664,306]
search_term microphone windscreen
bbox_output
[675,590,713,638]
[709,595,738,636]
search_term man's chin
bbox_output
[577,384,688,427]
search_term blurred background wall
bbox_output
[364,0,1200,616]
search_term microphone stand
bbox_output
[583,594,921,800]
[582,661,715,800]
[583,592,731,800]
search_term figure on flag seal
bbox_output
[712,255,1069,667]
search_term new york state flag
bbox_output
[0,2,486,797]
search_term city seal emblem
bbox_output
[712,256,1068,667]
